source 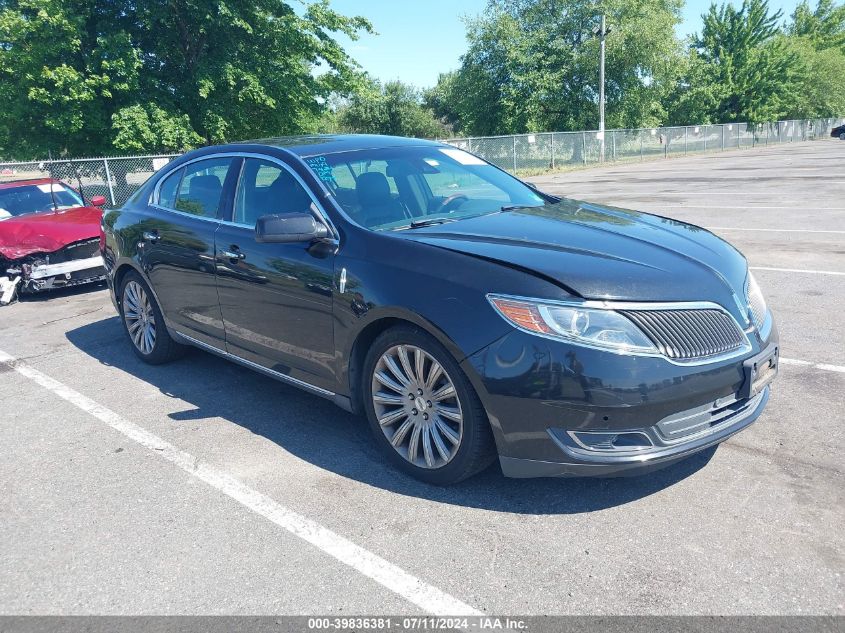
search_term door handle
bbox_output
[142,230,160,243]
[221,248,245,261]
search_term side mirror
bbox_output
[255,212,330,244]
[90,195,107,207]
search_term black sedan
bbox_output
[831,124,845,140]
[101,135,778,484]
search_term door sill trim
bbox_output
[172,331,336,398]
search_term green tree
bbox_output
[334,79,447,138]
[424,69,502,137]
[781,1,845,118]
[111,104,202,154]
[664,48,722,125]
[428,0,685,136]
[789,0,845,51]
[780,37,845,118]
[686,0,802,123]
[0,0,141,157]
[0,0,372,158]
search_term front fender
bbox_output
[329,241,564,404]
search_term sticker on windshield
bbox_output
[37,184,66,193]
[439,148,486,165]
[304,156,336,185]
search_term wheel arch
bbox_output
[112,260,142,310]
[111,259,175,334]
[345,309,471,417]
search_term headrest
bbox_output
[356,172,392,206]
[189,175,221,195]
[268,172,312,213]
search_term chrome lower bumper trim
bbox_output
[548,386,769,464]
[28,255,104,279]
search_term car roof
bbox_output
[0,178,66,191]
[229,134,446,158]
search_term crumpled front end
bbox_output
[1,237,105,305]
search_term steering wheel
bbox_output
[432,193,469,215]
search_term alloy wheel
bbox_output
[371,344,464,469]
[123,280,157,355]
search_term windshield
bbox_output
[303,146,545,230]
[0,182,84,219]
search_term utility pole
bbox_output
[594,15,611,162]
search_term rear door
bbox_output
[142,156,241,348]
[214,156,337,390]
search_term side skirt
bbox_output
[171,330,354,413]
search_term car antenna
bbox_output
[71,160,86,205]
[46,150,59,212]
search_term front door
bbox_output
[215,156,336,390]
[142,156,240,348]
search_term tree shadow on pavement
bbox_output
[67,316,715,515]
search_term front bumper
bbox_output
[499,386,769,477]
[2,237,106,295]
[21,255,105,292]
[462,325,778,478]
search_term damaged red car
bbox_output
[0,178,107,304]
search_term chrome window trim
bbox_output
[150,152,339,239]
[150,155,237,222]
[486,293,753,366]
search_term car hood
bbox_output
[397,198,750,311]
[0,206,103,260]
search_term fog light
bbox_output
[567,430,653,452]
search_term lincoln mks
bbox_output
[101,135,778,484]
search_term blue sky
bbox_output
[327,0,803,88]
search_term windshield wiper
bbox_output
[500,204,542,212]
[405,217,458,229]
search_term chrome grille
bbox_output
[620,308,746,360]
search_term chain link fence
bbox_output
[445,117,844,174]
[0,154,178,210]
[0,117,841,209]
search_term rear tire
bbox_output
[119,271,184,364]
[362,325,496,485]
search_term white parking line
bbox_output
[781,358,845,374]
[666,205,844,210]
[750,266,845,276]
[707,227,845,235]
[0,349,481,617]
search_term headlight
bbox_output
[746,271,767,330]
[487,295,657,353]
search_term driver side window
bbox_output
[234,158,314,226]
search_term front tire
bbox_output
[362,325,496,485]
[119,271,184,364]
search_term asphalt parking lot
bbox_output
[1,140,842,616]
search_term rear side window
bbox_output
[158,157,234,218]
[157,169,182,209]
